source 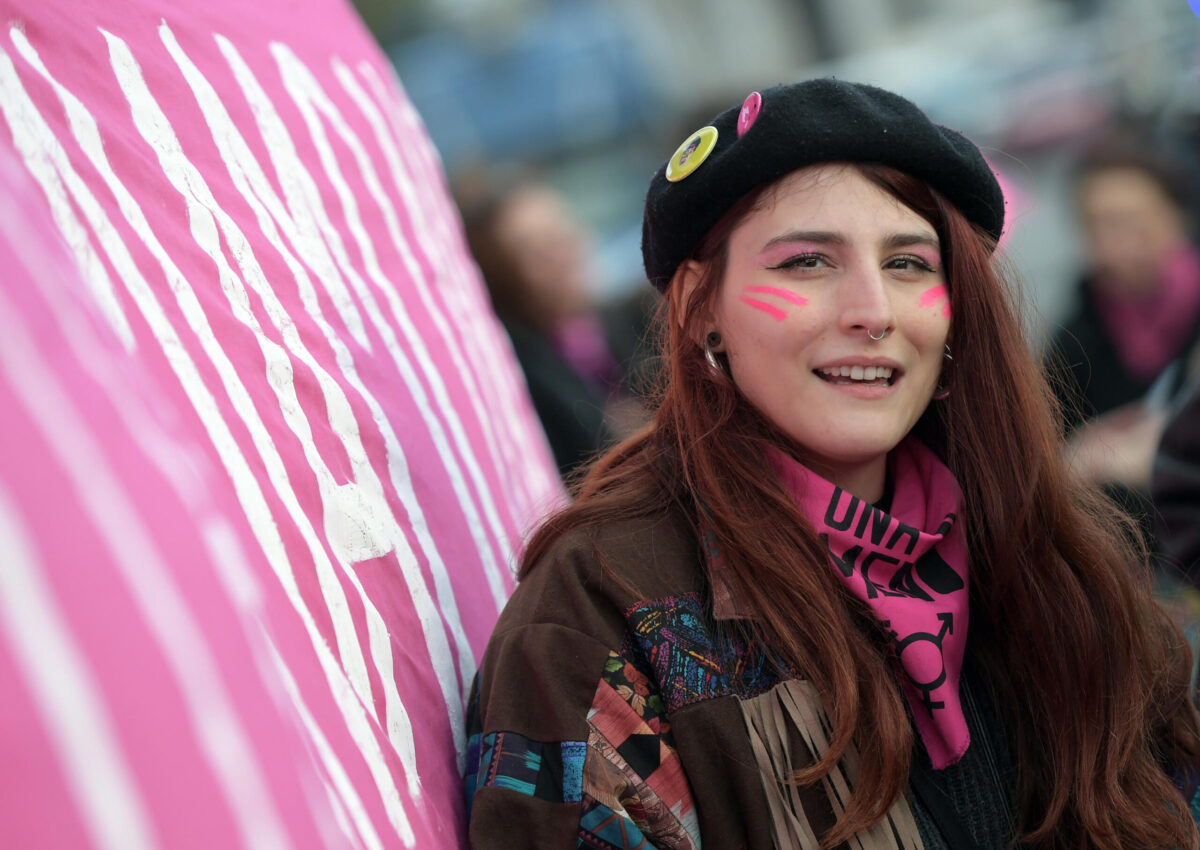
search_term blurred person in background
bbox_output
[465,81,1200,849]
[1047,132,1200,545]
[456,169,655,479]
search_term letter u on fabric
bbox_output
[769,437,971,769]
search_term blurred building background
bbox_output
[353,0,1200,343]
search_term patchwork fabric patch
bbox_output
[623,592,780,711]
[587,679,700,848]
[467,730,586,809]
[601,651,671,737]
[580,797,652,849]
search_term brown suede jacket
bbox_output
[464,503,1018,849]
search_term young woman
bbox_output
[464,80,1200,850]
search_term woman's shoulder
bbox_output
[493,501,706,645]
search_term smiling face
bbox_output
[690,164,951,500]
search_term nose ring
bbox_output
[868,328,888,341]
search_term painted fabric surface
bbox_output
[768,437,971,769]
[0,2,562,848]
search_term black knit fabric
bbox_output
[641,79,1005,291]
[909,654,1019,850]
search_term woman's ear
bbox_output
[673,260,717,343]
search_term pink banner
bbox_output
[0,1,562,847]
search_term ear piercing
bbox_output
[705,331,723,373]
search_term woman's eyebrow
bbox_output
[882,232,940,251]
[761,231,940,251]
[761,230,846,250]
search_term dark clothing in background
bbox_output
[1154,381,1200,585]
[505,319,615,477]
[1047,275,1200,549]
[505,289,659,479]
[1048,274,1200,432]
[599,287,661,401]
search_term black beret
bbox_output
[641,78,1005,291]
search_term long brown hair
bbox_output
[522,163,1200,848]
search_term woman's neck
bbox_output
[808,453,889,504]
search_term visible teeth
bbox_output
[818,365,894,382]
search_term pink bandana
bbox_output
[768,437,971,769]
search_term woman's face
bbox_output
[493,186,594,324]
[699,165,951,497]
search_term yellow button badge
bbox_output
[665,126,719,183]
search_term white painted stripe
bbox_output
[332,58,534,528]
[271,42,514,612]
[9,138,347,846]
[353,59,547,565]
[0,486,157,850]
[0,61,134,352]
[2,28,416,837]
[321,776,369,850]
[265,633,391,850]
[333,61,530,511]
[180,27,476,701]
[115,26,434,793]
[202,493,415,850]
[357,62,564,526]
[0,189,295,850]
[7,24,372,717]
[201,517,263,611]
[102,26,429,795]
[174,30,469,753]
[354,61,523,413]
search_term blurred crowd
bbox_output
[1047,127,1200,640]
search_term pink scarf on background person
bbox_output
[1093,243,1200,381]
[549,314,622,392]
[768,437,971,769]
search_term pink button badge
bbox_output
[737,91,762,137]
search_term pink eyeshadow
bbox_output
[908,249,941,269]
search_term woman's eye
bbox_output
[772,254,826,270]
[886,255,936,273]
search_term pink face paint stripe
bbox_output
[919,285,948,308]
[739,296,787,321]
[744,285,808,306]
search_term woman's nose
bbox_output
[837,265,897,339]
